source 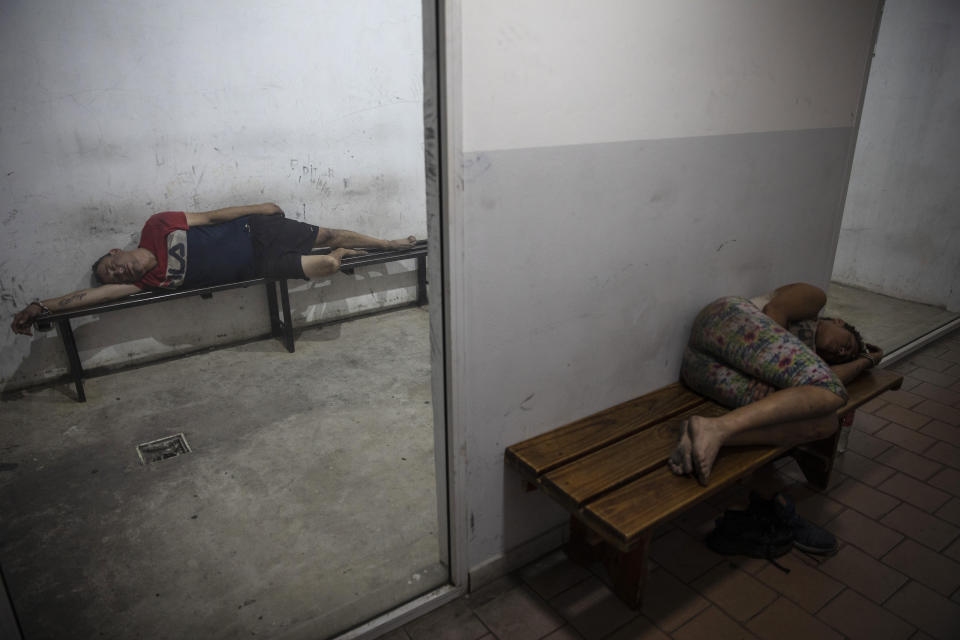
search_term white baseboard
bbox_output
[467,523,568,592]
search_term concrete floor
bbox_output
[825,282,959,353]
[0,306,444,640]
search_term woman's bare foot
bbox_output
[686,415,728,486]
[668,419,693,476]
[387,235,417,249]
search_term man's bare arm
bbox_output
[11,284,142,336]
[184,202,282,227]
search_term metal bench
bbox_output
[35,241,428,402]
[505,368,903,608]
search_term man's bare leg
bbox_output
[315,227,416,250]
[669,385,843,485]
[300,248,367,279]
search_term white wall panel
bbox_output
[462,0,877,152]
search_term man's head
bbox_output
[92,248,149,284]
[816,317,864,364]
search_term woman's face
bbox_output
[816,318,858,364]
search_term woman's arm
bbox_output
[762,283,827,328]
[831,345,884,384]
[184,202,282,227]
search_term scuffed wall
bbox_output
[0,0,426,390]
[833,0,960,311]
[448,0,879,578]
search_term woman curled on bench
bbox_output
[669,283,883,554]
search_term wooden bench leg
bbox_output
[57,319,86,403]
[602,531,652,609]
[791,418,842,491]
[565,516,651,609]
[416,254,428,306]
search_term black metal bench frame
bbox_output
[35,241,428,402]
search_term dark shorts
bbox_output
[248,215,319,280]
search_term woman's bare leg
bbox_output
[670,385,843,485]
[315,227,416,250]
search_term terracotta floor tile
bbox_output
[943,537,960,562]
[861,397,889,413]
[672,606,757,640]
[940,348,960,364]
[649,528,722,583]
[882,538,960,596]
[880,503,960,551]
[876,446,943,480]
[854,411,891,434]
[884,389,926,409]
[875,405,933,430]
[899,375,924,392]
[754,551,843,613]
[908,354,954,373]
[885,581,960,640]
[919,421,960,447]
[519,551,591,601]
[848,429,895,459]
[935,497,960,526]
[379,628,412,640]
[464,575,525,611]
[637,567,710,632]
[877,473,951,513]
[911,367,959,389]
[746,596,842,640]
[924,441,960,470]
[541,626,583,640]
[474,584,565,640]
[887,361,918,376]
[835,450,897,486]
[548,577,636,640]
[404,598,491,640]
[911,382,960,407]
[794,492,846,527]
[817,588,915,640]
[927,467,960,497]
[876,424,937,454]
[828,508,903,557]
[604,615,669,640]
[819,543,908,603]
[830,477,901,518]
[690,562,776,622]
[915,401,960,427]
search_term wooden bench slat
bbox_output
[577,367,905,550]
[505,383,706,481]
[583,444,790,550]
[540,402,728,511]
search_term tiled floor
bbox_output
[381,329,960,640]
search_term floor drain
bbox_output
[137,433,191,464]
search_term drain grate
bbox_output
[137,433,192,465]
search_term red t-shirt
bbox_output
[136,211,188,289]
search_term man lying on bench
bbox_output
[11,202,417,335]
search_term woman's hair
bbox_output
[821,317,865,363]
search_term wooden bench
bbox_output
[505,368,903,607]
[34,241,428,402]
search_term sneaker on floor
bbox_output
[750,491,838,556]
[706,507,794,560]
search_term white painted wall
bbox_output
[0,0,426,389]
[832,0,960,311]
[446,0,879,579]
[462,0,876,151]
